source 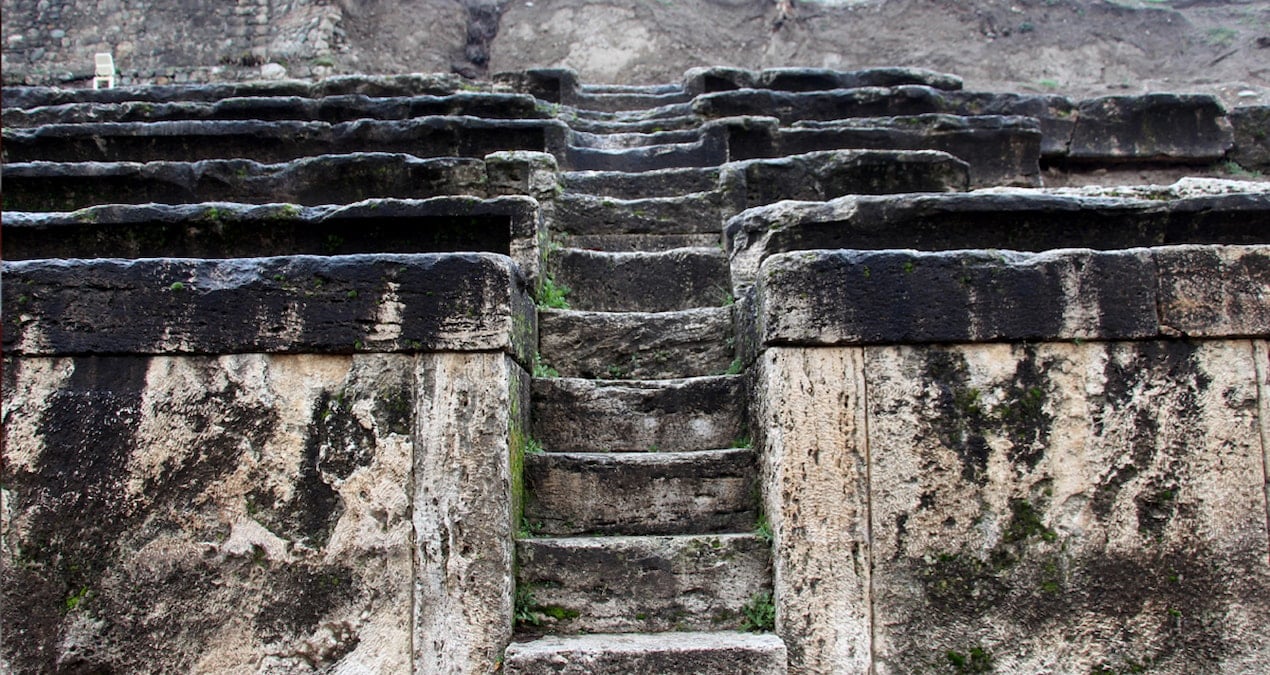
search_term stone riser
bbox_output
[538,307,735,380]
[523,448,757,536]
[504,632,786,675]
[2,118,555,163]
[531,376,745,453]
[0,93,547,127]
[561,167,721,199]
[553,247,731,312]
[516,534,771,635]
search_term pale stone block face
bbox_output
[1,353,416,673]
[754,347,872,675]
[412,352,519,675]
[865,341,1270,674]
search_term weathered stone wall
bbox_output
[1,253,535,673]
[750,243,1270,674]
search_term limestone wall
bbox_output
[751,243,1270,674]
[1,254,535,673]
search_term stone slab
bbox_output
[2,154,490,211]
[515,534,771,634]
[1068,94,1233,162]
[864,340,1270,673]
[753,348,872,674]
[554,192,724,236]
[725,190,1270,295]
[1,353,420,673]
[538,307,735,380]
[1,117,564,163]
[561,167,721,199]
[0,93,546,127]
[2,253,536,363]
[503,631,787,675]
[554,247,731,313]
[1229,106,1270,171]
[1156,245,1270,338]
[523,448,758,536]
[1,73,472,108]
[720,149,969,212]
[756,248,1160,346]
[531,376,746,453]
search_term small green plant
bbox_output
[740,591,775,632]
[536,275,570,309]
[724,358,743,376]
[731,435,752,448]
[533,353,559,378]
[1037,78,1060,90]
[1205,27,1238,48]
[346,290,358,299]
[313,55,335,67]
[64,586,90,612]
[169,281,186,292]
[755,514,773,545]
[606,364,628,379]
[524,437,544,455]
[518,515,543,538]
[946,646,994,673]
[514,585,542,626]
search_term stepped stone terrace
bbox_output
[3,66,1269,674]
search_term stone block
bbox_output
[531,376,745,453]
[1156,245,1270,337]
[1069,94,1233,162]
[2,253,536,363]
[515,534,771,634]
[538,307,735,380]
[503,631,787,675]
[1229,106,1270,171]
[864,340,1270,673]
[553,247,730,313]
[1,353,419,672]
[753,347,872,674]
[756,248,1159,346]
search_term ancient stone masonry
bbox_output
[3,66,1270,674]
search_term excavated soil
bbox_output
[336,0,1270,107]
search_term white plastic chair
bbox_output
[93,53,115,89]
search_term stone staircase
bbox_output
[505,83,784,674]
[5,65,1268,674]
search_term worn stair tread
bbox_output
[524,448,757,536]
[566,115,702,135]
[532,375,746,453]
[553,247,731,312]
[563,233,723,252]
[516,534,772,635]
[555,191,723,236]
[569,102,695,122]
[538,306,734,379]
[565,141,722,172]
[503,631,787,674]
[569,128,703,149]
[571,91,695,113]
[561,167,721,198]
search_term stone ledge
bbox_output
[2,253,536,361]
[726,188,1270,294]
[754,245,1269,346]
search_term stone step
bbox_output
[572,90,694,113]
[561,167,721,199]
[1,117,558,163]
[565,141,724,172]
[0,93,546,127]
[3,153,489,210]
[555,192,723,237]
[553,247,730,312]
[532,375,745,453]
[563,233,722,252]
[579,82,686,95]
[523,448,757,536]
[504,632,787,675]
[1,73,471,108]
[538,307,734,380]
[570,102,696,122]
[566,115,702,135]
[570,128,703,149]
[515,534,771,634]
